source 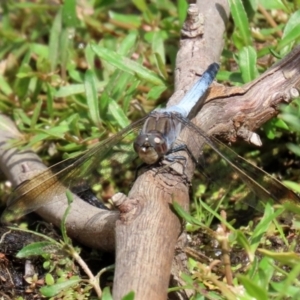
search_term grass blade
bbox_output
[228,0,252,46]
[84,69,101,127]
[238,46,259,82]
[91,44,166,86]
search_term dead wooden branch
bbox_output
[0,114,118,252]
[1,0,300,299]
[113,1,229,299]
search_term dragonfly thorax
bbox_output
[134,131,168,164]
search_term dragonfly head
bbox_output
[134,132,167,164]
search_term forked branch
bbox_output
[1,1,300,299]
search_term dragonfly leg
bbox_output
[134,143,198,178]
[167,144,198,165]
[149,143,199,177]
[76,189,109,210]
[154,156,187,176]
[70,183,109,210]
[134,162,148,179]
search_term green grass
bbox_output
[1,0,300,299]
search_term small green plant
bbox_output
[174,199,300,299]
[1,0,300,299]
[13,191,114,299]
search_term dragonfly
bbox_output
[1,63,300,223]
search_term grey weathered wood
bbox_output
[1,0,300,299]
[112,1,230,299]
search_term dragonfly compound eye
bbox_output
[148,134,168,157]
[134,133,167,164]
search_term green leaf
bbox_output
[62,0,78,28]
[46,83,55,118]
[91,44,166,86]
[199,200,235,231]
[217,70,243,84]
[98,91,109,119]
[59,28,71,71]
[273,118,289,130]
[132,0,147,12]
[228,0,252,47]
[16,72,36,79]
[286,143,300,157]
[55,84,85,97]
[235,230,253,261]
[238,274,268,300]
[84,69,101,127]
[154,52,168,79]
[40,278,80,297]
[108,11,141,28]
[49,9,62,71]
[13,108,31,127]
[271,281,300,298]
[177,0,188,25]
[122,78,141,112]
[30,99,43,129]
[242,0,257,19]
[45,273,55,286]
[61,190,73,244]
[122,291,135,300]
[250,204,283,253]
[0,74,13,95]
[254,256,275,287]
[105,70,135,108]
[173,201,199,225]
[238,46,258,83]
[269,263,300,299]
[102,287,114,300]
[30,43,49,60]
[14,63,32,99]
[148,85,167,100]
[282,10,300,38]
[282,180,300,193]
[263,120,276,139]
[85,42,98,70]
[118,31,138,56]
[280,113,300,131]
[108,98,130,128]
[259,0,287,11]
[151,32,166,65]
[16,241,55,258]
[26,124,70,147]
[258,249,300,266]
[278,23,300,50]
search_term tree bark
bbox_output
[0,114,118,252]
[112,2,230,299]
[1,1,300,300]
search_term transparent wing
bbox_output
[1,117,147,223]
[174,115,300,210]
[3,111,299,224]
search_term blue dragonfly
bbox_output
[2,63,299,223]
[134,63,219,166]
